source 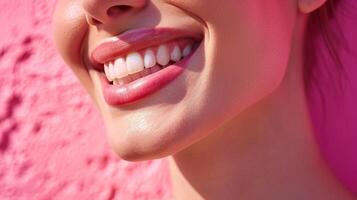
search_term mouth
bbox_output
[90,28,203,106]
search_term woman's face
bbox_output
[53,0,297,161]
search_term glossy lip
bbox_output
[90,27,203,106]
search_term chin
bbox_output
[106,127,180,161]
[102,115,185,161]
[102,101,209,162]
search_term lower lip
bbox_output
[100,55,192,106]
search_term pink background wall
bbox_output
[0,0,355,199]
[0,1,171,199]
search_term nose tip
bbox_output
[82,0,147,25]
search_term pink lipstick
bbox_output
[90,27,202,106]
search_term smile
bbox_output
[90,28,203,106]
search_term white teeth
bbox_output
[144,49,156,68]
[110,62,116,81]
[126,52,144,74]
[105,62,115,81]
[171,45,181,62]
[113,57,128,79]
[104,42,195,83]
[182,45,192,57]
[156,44,170,66]
[104,63,111,81]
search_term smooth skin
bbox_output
[53,0,356,199]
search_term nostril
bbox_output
[107,5,132,17]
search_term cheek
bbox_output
[53,0,87,67]
[53,0,95,96]
[201,2,296,115]
[171,0,295,101]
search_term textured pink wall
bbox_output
[0,1,356,199]
[0,1,171,199]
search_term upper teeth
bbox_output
[144,49,156,68]
[104,42,193,82]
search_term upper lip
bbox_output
[90,27,203,69]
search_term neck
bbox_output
[168,16,355,200]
